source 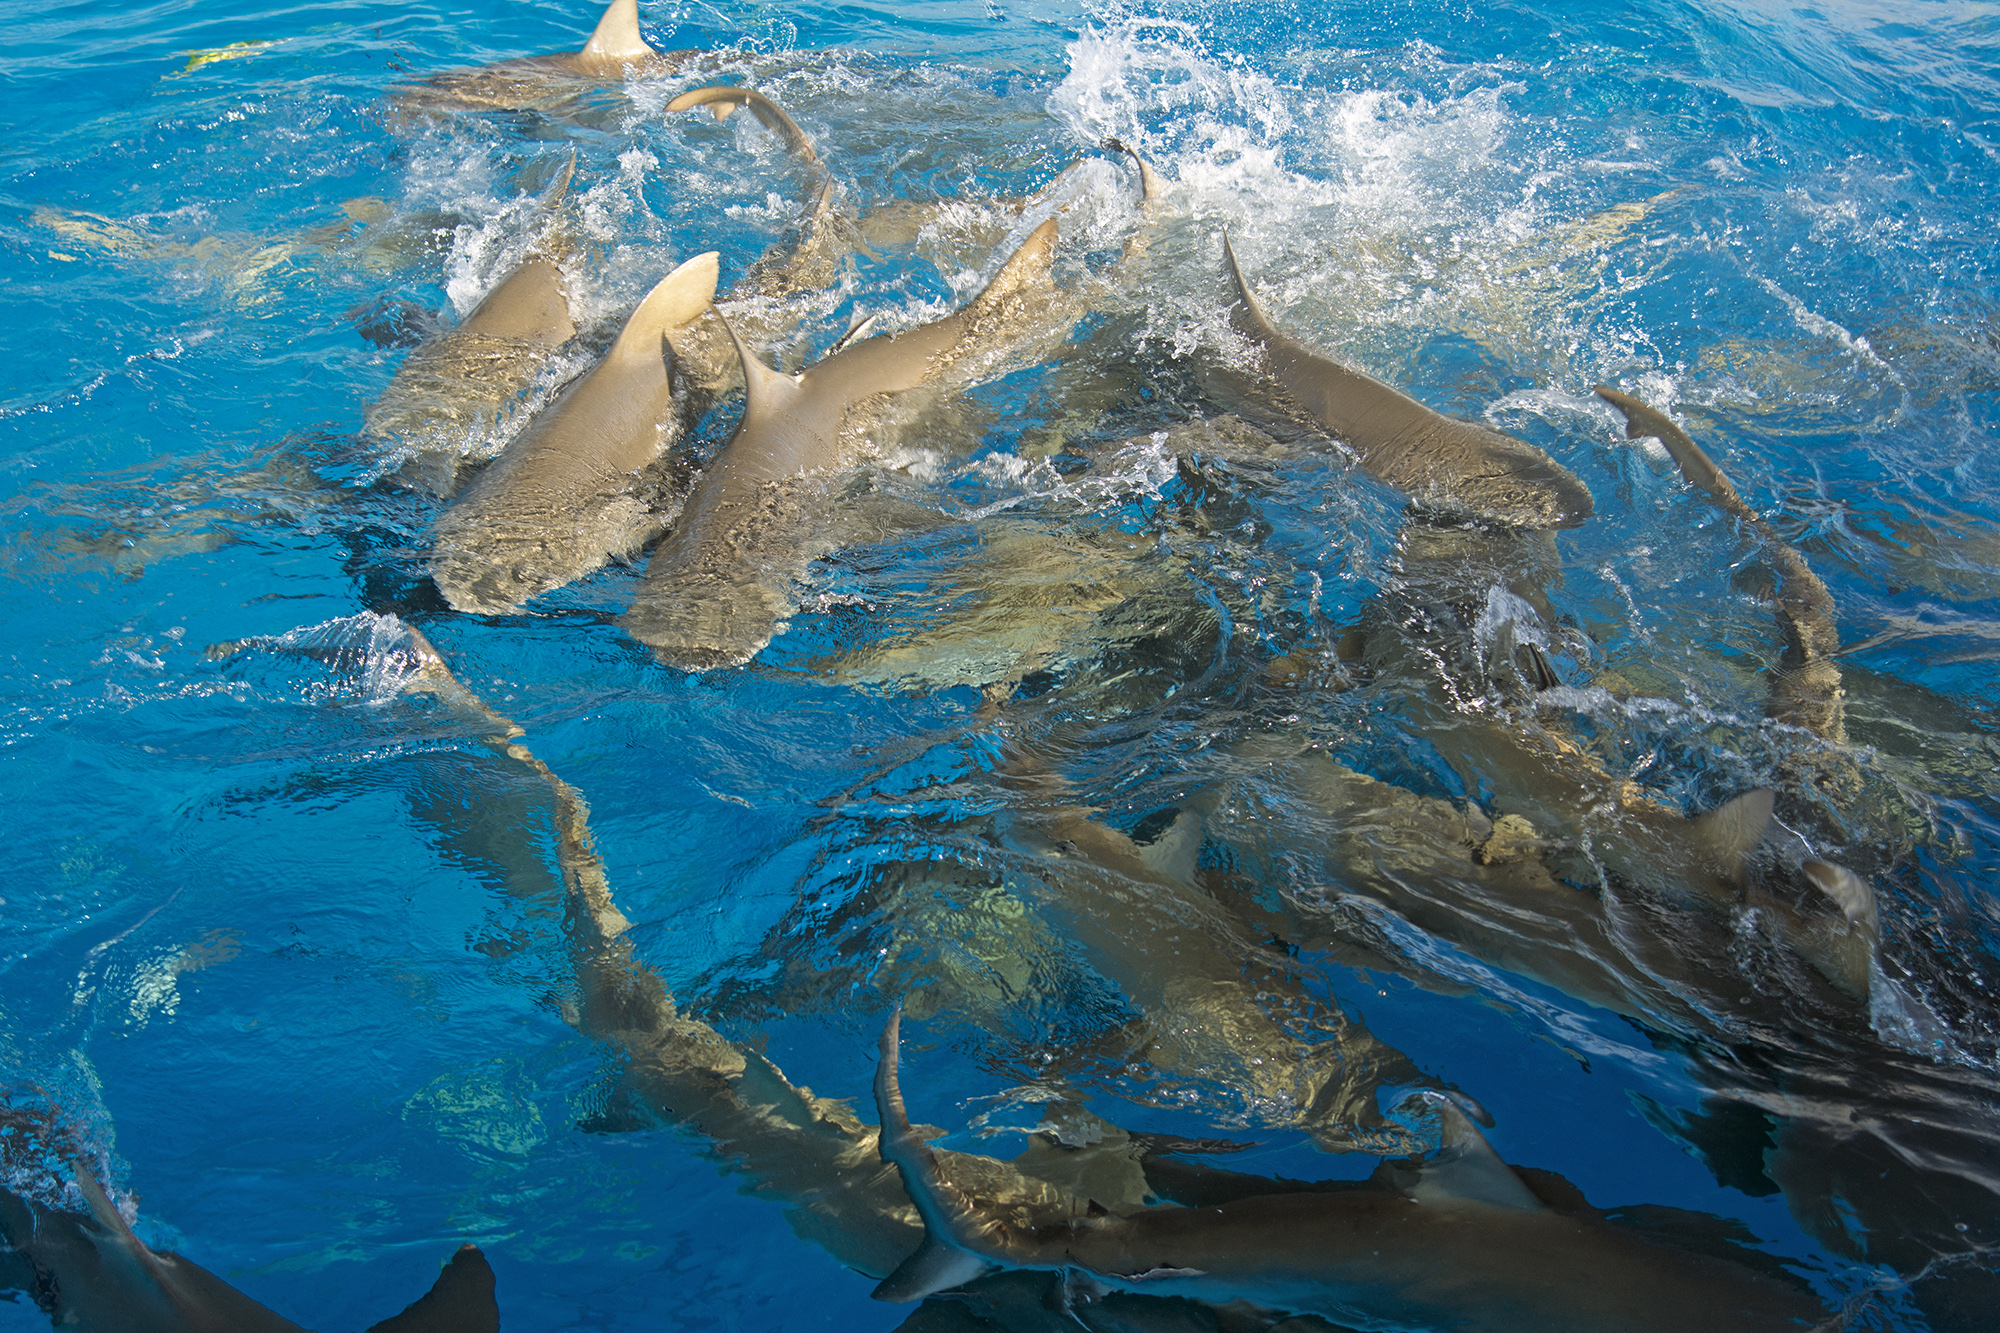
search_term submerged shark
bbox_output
[393,0,696,118]
[1595,385,1848,748]
[0,1114,498,1332]
[871,1011,1828,1332]
[428,250,719,614]
[1220,234,1594,530]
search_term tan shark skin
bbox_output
[395,0,699,117]
[366,157,581,498]
[871,1015,1828,1333]
[622,219,1066,669]
[1222,234,1594,530]
[654,85,856,399]
[429,250,719,614]
[1210,733,1880,1020]
[979,737,1437,1154]
[1594,385,1846,746]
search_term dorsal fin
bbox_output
[716,310,803,424]
[1136,810,1202,885]
[966,218,1057,314]
[607,252,718,363]
[366,1245,501,1333]
[1688,789,1775,885]
[666,86,824,171]
[69,1164,187,1306]
[579,0,653,61]
[1220,232,1278,343]
[871,1012,1001,1302]
[541,148,576,213]
[1404,1093,1545,1212]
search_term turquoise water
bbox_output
[3,0,1999,1328]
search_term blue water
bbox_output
[4,0,1999,1328]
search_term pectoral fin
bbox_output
[872,1234,994,1303]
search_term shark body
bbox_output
[428,251,719,613]
[394,0,697,117]
[0,1144,497,1333]
[365,156,580,498]
[621,219,1065,669]
[871,1013,1827,1333]
[1221,235,1593,530]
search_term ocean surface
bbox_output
[3,0,1998,1328]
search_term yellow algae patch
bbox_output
[180,40,280,75]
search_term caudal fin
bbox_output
[1597,383,1843,724]
[1595,385,1750,521]
[580,0,653,61]
[1102,138,1164,203]
[871,1012,1000,1302]
[667,86,824,171]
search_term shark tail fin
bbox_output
[666,86,824,171]
[1220,231,1278,343]
[1687,788,1775,888]
[609,252,719,362]
[1597,385,1842,718]
[871,1012,1001,1302]
[1102,137,1164,203]
[366,1245,501,1333]
[1594,385,1751,520]
[580,0,654,61]
[1400,1092,1546,1211]
[967,218,1058,314]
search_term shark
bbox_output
[871,1011,1829,1332]
[208,614,1867,1331]
[1220,234,1594,531]
[620,218,1068,669]
[428,250,719,614]
[365,153,582,498]
[617,138,1162,670]
[1595,385,1848,750]
[0,1118,498,1332]
[393,0,698,118]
